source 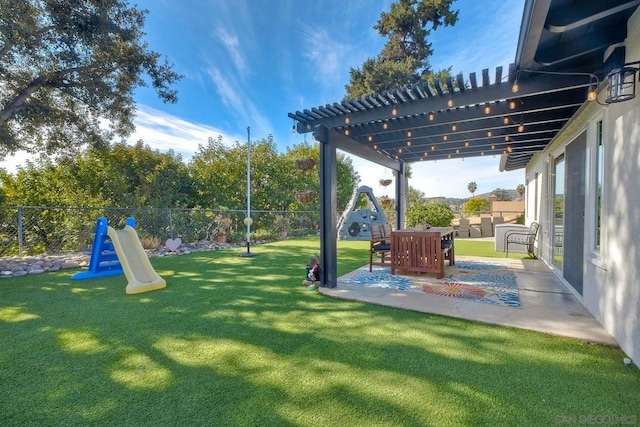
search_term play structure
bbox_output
[337,186,390,240]
[71,217,166,294]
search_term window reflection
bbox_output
[553,155,564,270]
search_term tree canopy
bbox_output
[0,0,181,157]
[0,136,361,213]
[492,188,512,201]
[461,197,489,215]
[406,200,454,227]
[344,0,458,99]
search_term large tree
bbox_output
[0,0,181,156]
[493,188,513,201]
[190,138,361,212]
[67,141,194,208]
[345,0,458,99]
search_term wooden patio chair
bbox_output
[505,222,539,257]
[369,223,391,271]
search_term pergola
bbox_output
[287,0,639,288]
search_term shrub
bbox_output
[250,228,274,241]
[406,202,454,227]
[139,234,161,249]
[462,197,490,215]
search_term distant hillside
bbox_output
[477,189,520,200]
[425,189,519,206]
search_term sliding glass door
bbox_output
[553,155,565,270]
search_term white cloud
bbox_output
[214,28,247,74]
[205,66,272,138]
[429,0,525,77]
[129,105,243,159]
[300,24,351,92]
[0,106,242,173]
[207,67,244,116]
[348,155,524,199]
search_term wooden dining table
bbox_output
[389,226,455,279]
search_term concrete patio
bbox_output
[321,255,617,346]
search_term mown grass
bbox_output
[1,237,638,426]
[455,238,531,258]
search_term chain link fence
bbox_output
[0,206,320,257]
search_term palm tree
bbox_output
[516,184,525,200]
[467,182,477,197]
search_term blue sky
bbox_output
[2,0,526,198]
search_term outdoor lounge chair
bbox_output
[505,222,539,258]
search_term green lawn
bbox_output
[1,238,638,426]
[455,238,531,258]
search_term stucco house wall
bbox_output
[524,8,640,368]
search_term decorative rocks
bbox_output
[0,254,89,278]
[0,239,249,278]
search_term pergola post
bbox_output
[315,125,338,288]
[395,162,407,229]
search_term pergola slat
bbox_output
[456,73,466,91]
[433,79,445,96]
[445,77,455,94]
[482,68,490,86]
[470,72,478,89]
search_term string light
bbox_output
[368,135,373,142]
[345,116,350,124]
[407,131,412,137]
[391,107,397,116]
[447,97,454,108]
[443,135,448,141]
[518,123,525,132]
[484,104,491,114]
[503,116,510,124]
[452,124,457,131]
[383,122,388,129]
[487,130,492,137]
[345,129,349,136]
[406,140,411,146]
[429,112,434,121]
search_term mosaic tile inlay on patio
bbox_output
[338,260,521,308]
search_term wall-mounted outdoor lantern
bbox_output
[605,62,640,103]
